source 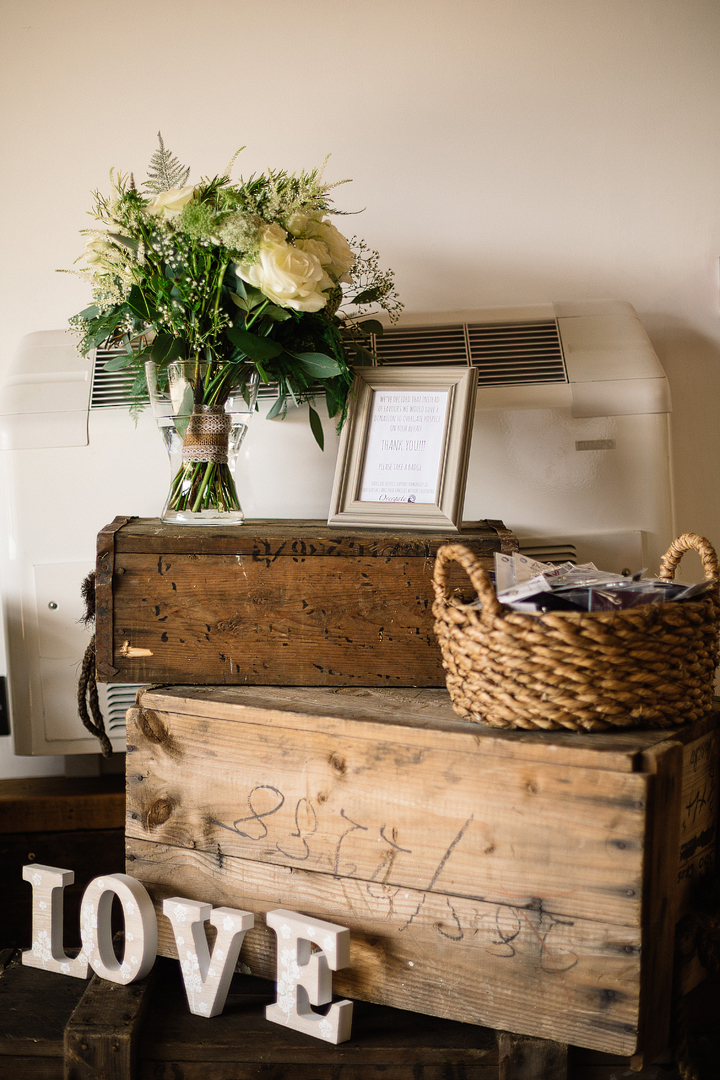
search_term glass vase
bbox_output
[146,360,259,526]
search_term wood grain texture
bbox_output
[135,956,499,1078]
[124,688,719,1061]
[107,518,517,557]
[634,741,683,1069]
[125,702,650,926]
[0,950,89,1061]
[0,829,125,951]
[130,685,685,773]
[497,1031,568,1080]
[126,836,643,1057]
[64,966,155,1080]
[97,518,514,686]
[676,725,718,914]
[0,776,125,834]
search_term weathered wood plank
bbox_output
[97,517,515,685]
[137,1063,498,1079]
[137,957,498,1072]
[126,836,643,1058]
[1,828,125,950]
[108,517,516,558]
[132,684,685,773]
[676,724,718,914]
[0,775,125,834]
[0,1058,64,1079]
[634,741,682,1069]
[497,1031,568,1079]
[64,968,155,1080]
[0,950,88,1060]
[108,553,470,685]
[126,704,649,927]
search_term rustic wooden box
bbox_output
[95,517,516,687]
[125,686,719,1065]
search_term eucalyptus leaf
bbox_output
[292,351,343,378]
[79,304,100,320]
[149,334,186,365]
[308,404,324,451]
[351,285,384,306]
[226,324,283,361]
[357,319,384,336]
[126,285,154,322]
[351,344,374,366]
[87,308,126,349]
[102,353,132,371]
[265,394,287,420]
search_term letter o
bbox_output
[80,874,158,984]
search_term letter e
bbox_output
[265,909,353,1043]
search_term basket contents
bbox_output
[489,550,716,612]
[432,533,720,732]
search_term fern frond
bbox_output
[143,132,190,193]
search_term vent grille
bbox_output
[97,682,145,735]
[373,325,469,367]
[91,349,149,409]
[468,322,567,386]
[91,348,296,407]
[518,541,578,565]
[91,318,568,406]
[372,320,567,387]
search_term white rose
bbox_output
[146,185,195,219]
[295,237,332,266]
[285,210,309,237]
[237,225,332,312]
[306,218,354,283]
[261,222,289,246]
[82,236,123,266]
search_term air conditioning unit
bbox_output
[0,299,673,759]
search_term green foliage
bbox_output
[67,135,402,446]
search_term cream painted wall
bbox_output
[1,0,719,774]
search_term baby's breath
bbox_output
[65,134,402,442]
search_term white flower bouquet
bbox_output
[69,134,400,518]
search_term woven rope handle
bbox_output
[433,544,501,623]
[658,533,720,582]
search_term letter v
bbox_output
[163,897,254,1017]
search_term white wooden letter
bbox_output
[80,874,157,984]
[163,897,254,1017]
[22,864,88,978]
[265,909,353,1044]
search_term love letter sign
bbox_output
[22,865,353,1044]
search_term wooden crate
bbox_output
[124,686,719,1065]
[11,945,711,1079]
[0,775,125,950]
[95,517,516,687]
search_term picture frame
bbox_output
[327,365,477,531]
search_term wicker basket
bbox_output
[432,533,720,732]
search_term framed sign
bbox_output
[327,365,477,530]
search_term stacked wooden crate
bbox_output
[125,684,718,1066]
[91,517,719,1068]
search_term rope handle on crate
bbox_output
[432,544,502,624]
[658,532,720,582]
